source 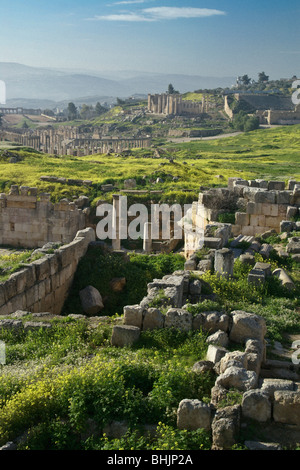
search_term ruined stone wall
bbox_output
[0,227,95,316]
[230,178,300,236]
[0,186,86,248]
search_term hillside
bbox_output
[0,125,300,207]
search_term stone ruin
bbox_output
[112,268,300,450]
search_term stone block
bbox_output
[177,399,212,432]
[236,212,250,226]
[206,344,228,364]
[111,325,141,347]
[260,379,295,399]
[273,391,300,425]
[248,269,265,286]
[143,308,164,330]
[268,181,285,191]
[241,389,271,422]
[165,308,192,331]
[255,191,276,204]
[123,305,144,328]
[229,311,267,344]
[216,366,258,392]
[254,262,272,277]
[211,405,241,450]
[276,191,292,205]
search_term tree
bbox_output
[258,71,269,83]
[167,83,179,94]
[95,102,105,116]
[67,102,77,120]
[241,75,251,86]
[233,111,259,132]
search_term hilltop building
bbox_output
[147,93,206,116]
[224,93,300,125]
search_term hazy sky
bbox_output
[0,0,300,78]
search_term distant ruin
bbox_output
[224,93,300,125]
[0,126,151,156]
[147,93,209,116]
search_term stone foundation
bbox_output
[0,186,86,248]
[0,227,95,316]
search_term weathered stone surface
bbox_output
[143,308,164,330]
[196,311,230,334]
[218,351,248,374]
[164,308,192,331]
[123,305,144,328]
[260,378,295,399]
[286,237,300,254]
[206,344,228,364]
[244,441,282,450]
[111,325,141,347]
[214,248,234,279]
[177,399,212,432]
[215,366,258,391]
[192,360,214,373]
[206,330,229,348]
[23,321,52,332]
[229,311,267,344]
[211,405,241,450]
[273,391,300,424]
[0,319,23,331]
[79,285,104,316]
[273,268,295,290]
[241,389,271,422]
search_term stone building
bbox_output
[148,93,205,116]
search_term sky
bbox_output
[0,0,300,79]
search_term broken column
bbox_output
[214,248,234,279]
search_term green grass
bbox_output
[1,125,300,207]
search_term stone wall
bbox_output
[0,227,95,316]
[0,185,86,248]
[148,93,204,116]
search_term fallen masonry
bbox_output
[114,268,300,450]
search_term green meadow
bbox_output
[0,125,299,207]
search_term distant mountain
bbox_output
[0,62,236,108]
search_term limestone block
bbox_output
[273,391,300,425]
[286,206,298,220]
[215,366,258,392]
[229,311,267,344]
[286,237,300,254]
[206,330,229,348]
[241,389,271,422]
[241,225,255,236]
[255,191,276,204]
[25,285,39,308]
[218,351,248,374]
[276,191,292,205]
[177,399,212,432]
[123,305,144,328]
[268,181,285,191]
[111,325,141,347]
[246,202,261,215]
[254,262,272,277]
[235,212,250,226]
[211,405,241,451]
[259,244,273,259]
[165,308,192,331]
[0,319,23,331]
[206,344,228,364]
[31,257,50,282]
[248,269,266,286]
[260,378,295,399]
[143,308,164,330]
